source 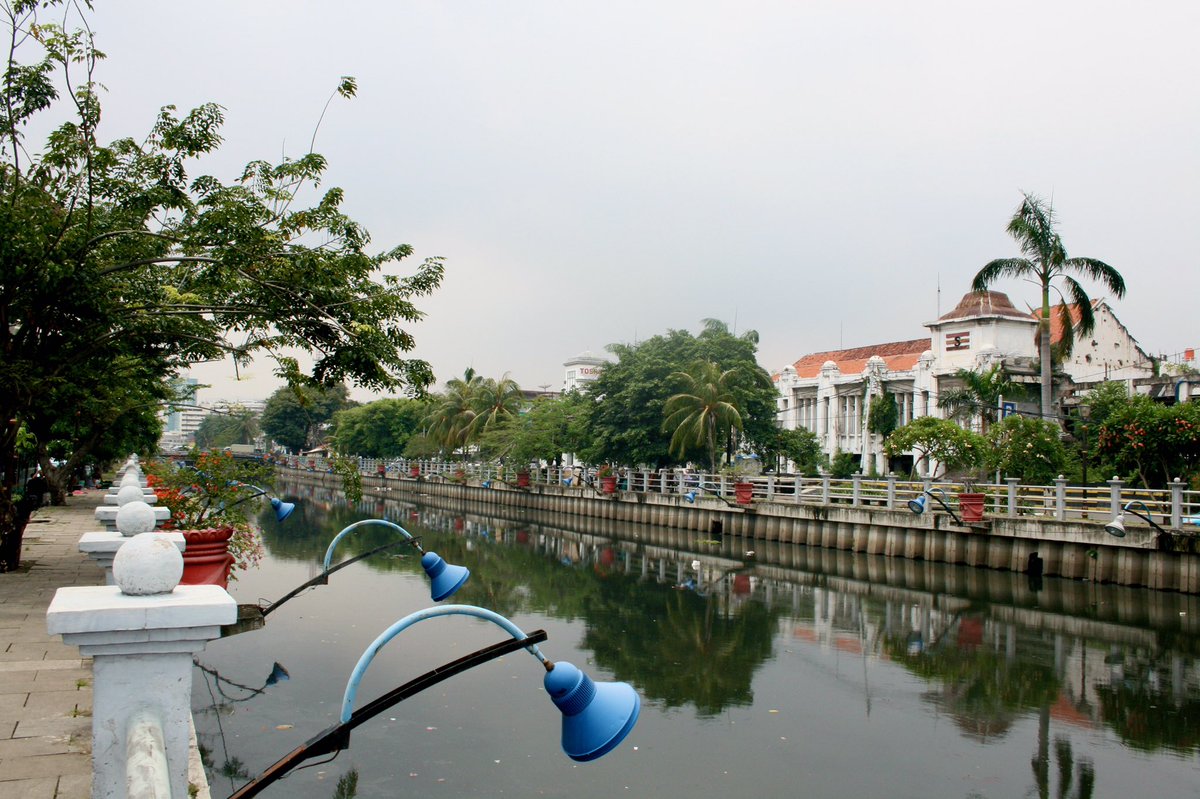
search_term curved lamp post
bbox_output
[260,519,470,618]
[1105,500,1167,538]
[906,487,963,526]
[683,482,739,508]
[230,482,296,523]
[228,605,639,798]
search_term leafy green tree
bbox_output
[0,2,443,570]
[884,416,986,479]
[423,368,483,456]
[985,415,1069,485]
[329,398,428,457]
[476,392,587,468]
[662,361,745,471]
[1095,396,1200,488]
[194,406,259,450]
[466,373,523,439]
[764,427,823,475]
[261,385,354,454]
[580,323,776,468]
[972,193,1125,419]
[938,365,1027,432]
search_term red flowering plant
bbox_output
[144,450,277,578]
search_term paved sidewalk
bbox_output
[0,492,104,799]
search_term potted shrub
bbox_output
[146,450,276,588]
[956,477,986,523]
[597,464,618,494]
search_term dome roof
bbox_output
[938,290,1031,322]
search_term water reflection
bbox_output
[198,477,1200,798]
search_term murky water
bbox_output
[192,479,1200,798]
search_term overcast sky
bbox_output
[83,1,1199,402]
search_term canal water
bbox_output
[192,479,1199,798]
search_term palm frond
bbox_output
[1066,256,1126,298]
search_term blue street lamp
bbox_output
[323,519,469,602]
[231,482,296,523]
[227,606,640,798]
[906,487,962,525]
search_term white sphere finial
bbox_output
[116,501,157,536]
[120,471,142,488]
[113,533,182,595]
[116,484,145,507]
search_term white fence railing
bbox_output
[277,456,1200,531]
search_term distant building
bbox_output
[774,290,1155,475]
[563,352,607,393]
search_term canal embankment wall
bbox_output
[280,468,1200,595]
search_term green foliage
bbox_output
[775,427,823,475]
[1095,395,1200,488]
[985,415,1069,485]
[194,406,259,450]
[261,385,354,453]
[973,192,1125,417]
[828,450,858,478]
[329,398,428,458]
[578,322,776,468]
[475,392,587,467]
[0,2,441,570]
[422,370,524,457]
[937,365,1027,430]
[884,416,986,478]
[662,361,745,471]
[866,392,899,438]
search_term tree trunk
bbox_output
[1040,286,1053,421]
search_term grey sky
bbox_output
[86,1,1198,401]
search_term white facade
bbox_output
[563,352,607,392]
[774,290,1155,476]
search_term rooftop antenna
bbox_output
[937,273,941,318]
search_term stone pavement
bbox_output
[0,492,103,799]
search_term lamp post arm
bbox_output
[926,488,964,526]
[1123,502,1168,535]
[226,629,548,799]
[323,519,420,571]
[341,605,550,724]
[261,538,418,618]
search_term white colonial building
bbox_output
[774,290,1154,475]
[563,351,608,393]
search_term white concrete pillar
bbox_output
[47,536,235,799]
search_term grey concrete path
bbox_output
[0,491,104,799]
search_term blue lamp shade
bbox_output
[907,494,928,515]
[270,497,296,523]
[562,478,572,486]
[264,661,290,687]
[544,661,640,762]
[683,491,698,503]
[482,480,492,489]
[421,552,470,601]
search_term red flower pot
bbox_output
[410,465,421,478]
[958,493,985,523]
[734,482,754,505]
[179,527,235,589]
[517,471,531,488]
[600,476,618,494]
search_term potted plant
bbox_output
[724,457,761,506]
[956,477,986,523]
[597,464,618,494]
[146,450,277,588]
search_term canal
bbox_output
[192,478,1200,798]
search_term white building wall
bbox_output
[1062,303,1152,386]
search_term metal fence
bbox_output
[279,455,1200,531]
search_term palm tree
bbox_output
[467,373,524,439]
[972,193,1125,419]
[662,361,744,471]
[424,368,482,456]
[938,364,1027,432]
[700,317,759,344]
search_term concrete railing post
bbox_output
[1055,475,1067,521]
[766,475,776,502]
[1171,477,1184,529]
[1006,477,1020,517]
[852,473,862,507]
[821,474,831,504]
[47,534,235,799]
[886,472,896,510]
[1109,476,1124,517]
[794,474,803,504]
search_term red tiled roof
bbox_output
[788,338,931,378]
[1036,301,1090,346]
[939,290,1030,321]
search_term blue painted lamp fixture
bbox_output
[682,482,738,508]
[228,606,640,798]
[340,605,640,762]
[226,482,296,523]
[261,518,469,618]
[323,519,469,602]
[907,487,962,525]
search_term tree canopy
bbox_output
[261,385,355,454]
[578,323,777,468]
[0,2,442,570]
[329,398,429,458]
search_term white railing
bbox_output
[277,455,1199,530]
